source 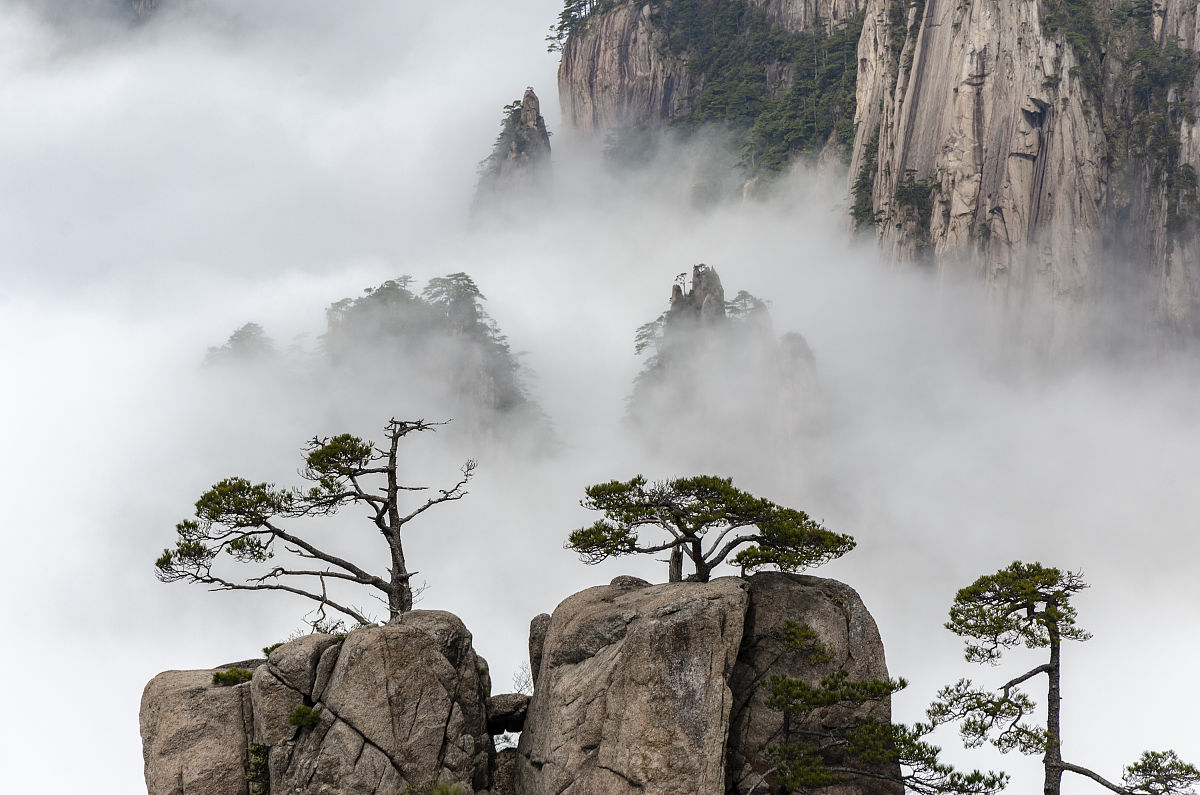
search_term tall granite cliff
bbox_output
[850,0,1200,336]
[557,0,867,154]
[556,0,1200,336]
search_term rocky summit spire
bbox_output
[667,264,727,329]
[472,88,552,213]
[629,264,820,456]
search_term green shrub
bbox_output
[212,667,254,686]
[262,642,284,656]
[288,705,322,728]
[654,0,865,173]
[246,742,270,794]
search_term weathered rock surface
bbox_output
[850,0,1105,318]
[144,579,897,794]
[143,611,493,795]
[474,88,552,206]
[558,0,866,137]
[272,612,492,794]
[850,0,1200,338]
[751,0,866,30]
[489,747,520,795]
[527,612,551,685]
[514,578,750,795]
[140,668,255,795]
[726,572,900,794]
[486,693,531,734]
[558,2,693,136]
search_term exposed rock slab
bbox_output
[145,611,494,795]
[528,612,550,685]
[558,2,693,136]
[515,578,750,795]
[487,693,530,734]
[850,0,1200,338]
[140,669,254,795]
[273,612,493,794]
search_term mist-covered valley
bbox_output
[1,1,1197,792]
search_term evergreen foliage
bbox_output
[211,667,254,686]
[324,274,529,416]
[549,0,863,173]
[205,322,276,367]
[246,742,270,795]
[547,0,616,52]
[288,705,321,728]
[763,623,1007,794]
[930,561,1198,795]
[651,0,864,172]
[566,475,854,582]
[894,169,940,256]
[156,418,476,625]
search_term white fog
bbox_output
[0,1,1196,792]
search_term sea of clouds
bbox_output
[1,1,1196,791]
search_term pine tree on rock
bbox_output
[566,474,854,582]
[930,561,1199,795]
[156,418,475,624]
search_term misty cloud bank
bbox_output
[0,2,1196,793]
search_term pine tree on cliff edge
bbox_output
[156,418,474,624]
[566,474,854,582]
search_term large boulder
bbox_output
[725,572,902,794]
[140,667,256,795]
[269,611,493,794]
[514,577,750,795]
[143,610,494,795]
[527,612,550,685]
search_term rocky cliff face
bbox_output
[558,3,692,135]
[141,612,496,795]
[558,0,866,138]
[475,89,553,195]
[558,0,1200,336]
[142,576,893,794]
[515,577,749,795]
[850,0,1200,337]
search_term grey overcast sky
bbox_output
[0,2,1196,793]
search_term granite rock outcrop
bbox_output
[142,577,895,794]
[474,88,553,207]
[141,611,494,795]
[849,0,1200,338]
[514,577,750,795]
[558,0,868,137]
